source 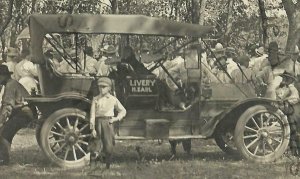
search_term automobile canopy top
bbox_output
[29,14,214,64]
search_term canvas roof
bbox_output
[29,14,214,63]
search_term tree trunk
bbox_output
[0,0,14,38]
[257,0,268,48]
[282,0,300,54]
[199,0,207,25]
[191,0,200,24]
[31,0,37,13]
[110,0,119,14]
[1,37,6,61]
[224,0,234,46]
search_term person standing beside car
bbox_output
[89,77,126,169]
[0,65,35,165]
[14,48,38,94]
[3,47,19,79]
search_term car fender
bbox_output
[201,97,277,138]
[25,92,91,118]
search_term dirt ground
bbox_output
[0,128,297,179]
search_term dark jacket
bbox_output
[0,79,29,123]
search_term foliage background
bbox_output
[0,0,299,59]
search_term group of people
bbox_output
[47,43,151,79]
[0,46,40,166]
[200,42,300,104]
[1,39,300,169]
[1,47,38,95]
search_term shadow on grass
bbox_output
[112,141,241,164]
[9,139,240,168]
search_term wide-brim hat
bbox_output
[255,47,265,56]
[97,77,112,87]
[279,71,297,81]
[101,45,117,54]
[213,50,226,58]
[0,65,13,75]
[7,47,19,57]
[212,43,226,58]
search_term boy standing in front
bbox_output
[90,77,126,169]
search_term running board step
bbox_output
[115,135,206,140]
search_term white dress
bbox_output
[14,58,39,94]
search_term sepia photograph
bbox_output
[0,0,300,178]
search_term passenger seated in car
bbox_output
[159,48,190,110]
[57,49,78,74]
[212,56,231,83]
[96,45,120,77]
[81,46,97,75]
[231,55,255,83]
[121,46,151,75]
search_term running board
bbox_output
[115,135,206,140]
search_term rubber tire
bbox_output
[214,126,239,156]
[40,108,90,168]
[35,122,43,147]
[234,105,290,163]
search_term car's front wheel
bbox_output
[234,105,290,163]
[40,108,92,168]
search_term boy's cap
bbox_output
[97,77,112,87]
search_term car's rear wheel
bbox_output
[40,108,91,168]
[234,105,290,163]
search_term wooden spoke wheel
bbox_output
[234,105,290,163]
[40,108,92,168]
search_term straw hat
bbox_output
[215,43,223,50]
[255,47,265,56]
[212,43,226,58]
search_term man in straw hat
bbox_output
[90,77,126,169]
[0,65,35,165]
[3,47,19,77]
[96,45,120,76]
[212,57,231,83]
[249,46,268,73]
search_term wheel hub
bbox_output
[257,129,268,139]
[65,132,79,145]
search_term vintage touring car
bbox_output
[25,14,290,168]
